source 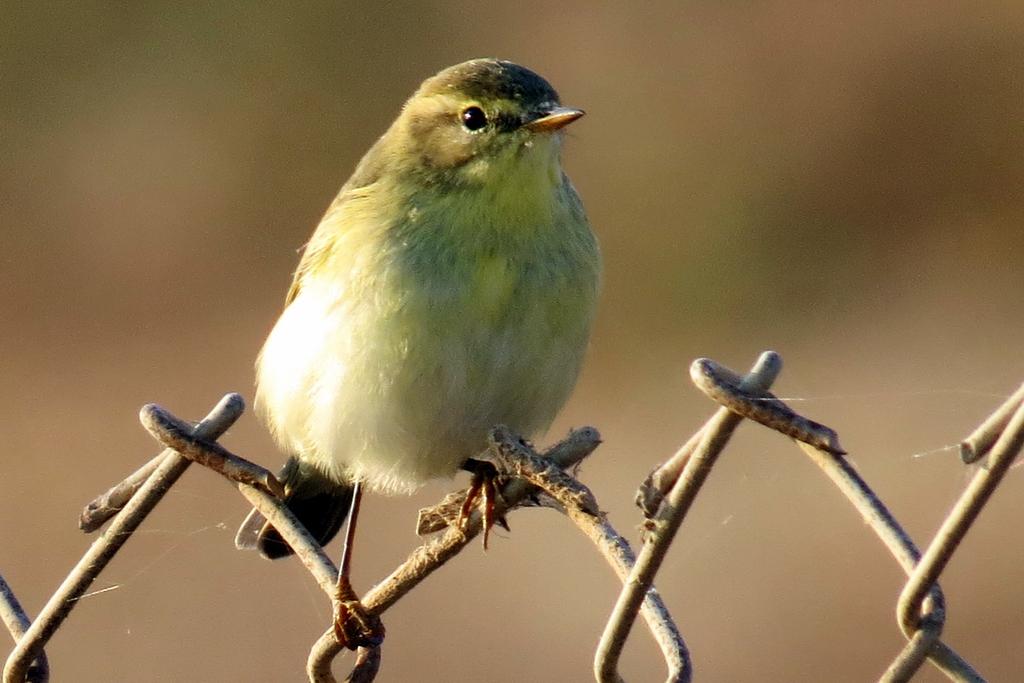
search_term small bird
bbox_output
[236,58,600,561]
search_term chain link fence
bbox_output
[2,351,1020,682]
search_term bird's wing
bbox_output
[284,220,336,306]
[283,137,389,307]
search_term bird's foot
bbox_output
[458,459,510,549]
[332,576,385,651]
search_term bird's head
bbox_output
[384,59,584,189]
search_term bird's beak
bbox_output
[524,107,585,133]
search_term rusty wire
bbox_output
[596,351,782,683]
[0,576,46,683]
[2,353,1021,682]
[47,396,614,681]
[686,355,1014,682]
[2,394,245,683]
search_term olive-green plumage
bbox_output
[237,59,600,558]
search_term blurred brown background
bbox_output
[3,2,1023,681]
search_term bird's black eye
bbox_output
[461,106,488,131]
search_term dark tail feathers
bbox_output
[235,456,354,560]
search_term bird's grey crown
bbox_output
[420,58,561,110]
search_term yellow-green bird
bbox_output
[236,58,600,560]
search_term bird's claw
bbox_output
[332,577,385,650]
[457,465,508,549]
